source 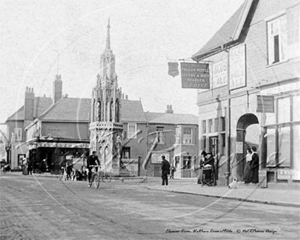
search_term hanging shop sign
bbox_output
[229,44,246,90]
[181,62,210,89]
[256,95,275,113]
[212,58,227,89]
[168,62,179,77]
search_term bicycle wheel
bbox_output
[94,173,100,189]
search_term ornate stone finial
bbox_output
[106,18,111,50]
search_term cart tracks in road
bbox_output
[1,174,169,239]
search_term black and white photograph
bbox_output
[1,0,300,239]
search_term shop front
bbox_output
[28,140,89,173]
[259,82,300,183]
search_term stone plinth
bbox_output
[90,121,123,176]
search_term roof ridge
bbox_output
[192,0,255,60]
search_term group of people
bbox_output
[196,151,215,185]
[243,146,259,184]
[22,158,33,175]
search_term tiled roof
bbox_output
[38,98,147,122]
[6,106,24,122]
[192,0,254,60]
[145,112,198,125]
[7,96,197,125]
[120,100,147,122]
[39,98,91,122]
[34,97,53,119]
[5,97,52,122]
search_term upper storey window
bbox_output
[267,5,300,65]
[267,15,287,65]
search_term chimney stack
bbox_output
[165,105,174,114]
[53,74,62,104]
[24,87,35,121]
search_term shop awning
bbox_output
[29,142,90,150]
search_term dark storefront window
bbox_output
[122,147,130,159]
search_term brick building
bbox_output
[5,87,53,169]
[192,0,300,184]
[143,106,198,178]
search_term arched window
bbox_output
[97,101,101,121]
[110,101,113,121]
[115,99,120,122]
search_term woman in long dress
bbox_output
[243,148,252,184]
[250,146,259,184]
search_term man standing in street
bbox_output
[87,151,100,184]
[161,155,170,186]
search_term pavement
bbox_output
[147,177,300,208]
[5,171,300,208]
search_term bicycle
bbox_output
[87,165,101,189]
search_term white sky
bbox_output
[0,0,245,124]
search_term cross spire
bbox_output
[106,18,111,50]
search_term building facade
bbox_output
[5,87,53,170]
[25,96,90,172]
[192,0,300,184]
[142,106,199,178]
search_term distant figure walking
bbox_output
[243,148,252,184]
[161,156,170,186]
[250,146,259,184]
[170,164,176,179]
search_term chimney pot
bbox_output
[165,104,173,114]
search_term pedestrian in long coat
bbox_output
[243,148,252,184]
[161,156,170,186]
[250,146,259,184]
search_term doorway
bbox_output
[236,113,259,180]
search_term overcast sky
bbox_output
[0,0,245,124]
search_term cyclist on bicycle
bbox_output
[87,151,100,183]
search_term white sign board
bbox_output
[229,44,246,90]
[236,142,243,154]
[151,152,170,163]
[278,169,292,180]
[212,58,227,89]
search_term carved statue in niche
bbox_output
[115,134,124,168]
